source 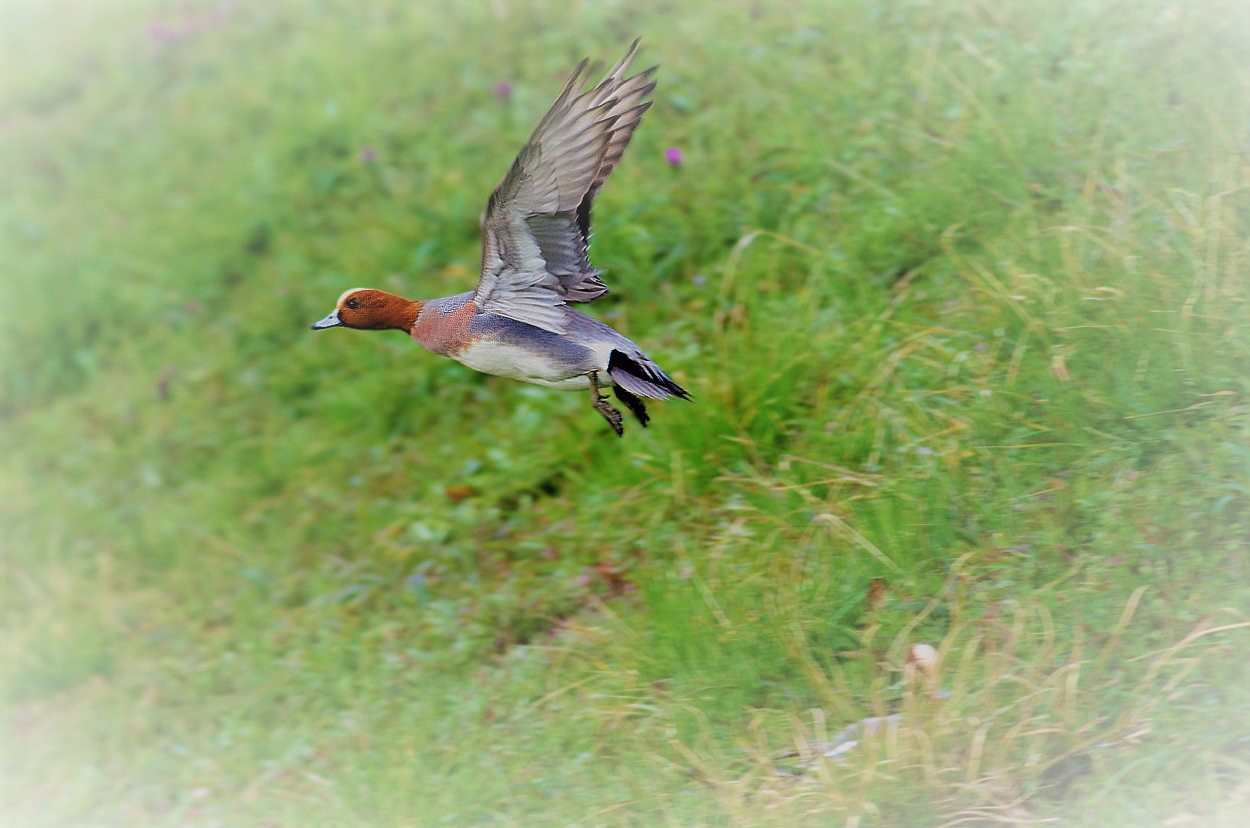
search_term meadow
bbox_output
[3,0,1249,824]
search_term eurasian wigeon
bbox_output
[311,41,689,435]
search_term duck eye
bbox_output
[345,298,360,310]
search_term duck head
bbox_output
[311,288,421,333]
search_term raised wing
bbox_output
[474,40,657,333]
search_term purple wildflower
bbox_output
[664,147,683,166]
[493,81,513,103]
[358,147,377,163]
[147,5,230,44]
[148,24,182,44]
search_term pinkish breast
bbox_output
[411,301,478,355]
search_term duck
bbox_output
[311,41,689,436]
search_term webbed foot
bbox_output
[588,371,625,437]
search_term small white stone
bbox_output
[907,643,941,686]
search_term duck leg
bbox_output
[588,371,624,437]
[612,384,650,427]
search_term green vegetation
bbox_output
[4,0,1249,824]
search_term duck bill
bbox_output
[310,310,342,330]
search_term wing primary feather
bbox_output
[474,42,656,330]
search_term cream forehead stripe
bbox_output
[336,288,370,305]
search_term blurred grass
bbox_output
[3,0,1250,824]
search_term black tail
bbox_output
[608,349,691,400]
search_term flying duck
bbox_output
[311,41,689,435]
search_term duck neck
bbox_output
[380,297,422,333]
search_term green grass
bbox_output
[4,0,1250,824]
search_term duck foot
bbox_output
[613,384,649,427]
[588,371,624,437]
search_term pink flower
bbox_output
[148,24,182,43]
[664,147,683,166]
[358,147,377,163]
[493,81,513,103]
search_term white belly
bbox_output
[450,340,609,391]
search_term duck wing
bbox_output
[473,40,656,334]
